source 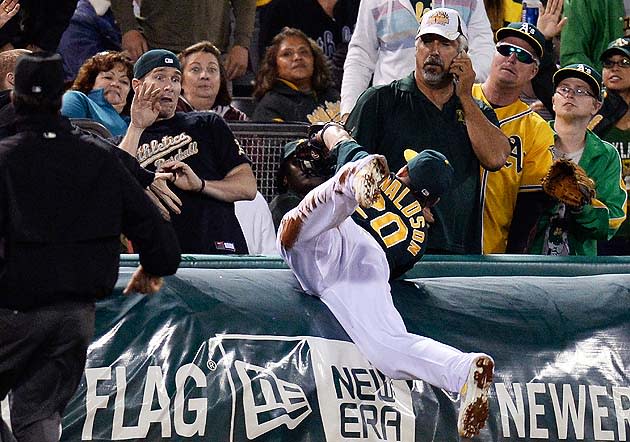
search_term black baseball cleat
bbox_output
[457,355,494,439]
[352,155,389,208]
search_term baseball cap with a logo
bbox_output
[553,63,602,100]
[403,149,455,201]
[600,37,630,61]
[496,22,545,58]
[416,8,468,41]
[133,49,182,79]
[14,52,65,100]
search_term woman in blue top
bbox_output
[61,51,132,136]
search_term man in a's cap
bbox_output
[278,123,495,439]
[345,7,510,254]
[119,48,257,254]
[0,51,181,441]
[526,63,627,255]
[471,21,555,254]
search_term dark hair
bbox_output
[13,92,62,115]
[178,41,232,107]
[275,156,294,193]
[72,51,133,94]
[254,27,333,100]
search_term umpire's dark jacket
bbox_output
[0,114,181,311]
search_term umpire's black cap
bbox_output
[404,149,454,201]
[14,52,65,100]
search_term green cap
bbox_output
[403,149,454,200]
[496,22,545,58]
[553,63,602,99]
[600,37,630,61]
[133,49,181,79]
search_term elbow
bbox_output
[485,141,510,171]
[243,182,257,201]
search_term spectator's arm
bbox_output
[61,91,90,119]
[110,0,139,35]
[340,0,380,116]
[231,0,256,49]
[465,0,494,82]
[559,0,596,68]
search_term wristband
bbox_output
[197,178,205,193]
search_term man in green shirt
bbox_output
[345,8,509,254]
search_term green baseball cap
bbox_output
[600,37,630,61]
[133,49,182,79]
[553,63,602,99]
[403,149,454,200]
[496,22,545,58]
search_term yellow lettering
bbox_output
[379,176,393,191]
[412,229,425,243]
[355,207,368,219]
[407,241,421,256]
[371,194,386,211]
[383,180,401,200]
[393,187,409,209]
[410,215,426,229]
[370,213,408,248]
[402,201,422,217]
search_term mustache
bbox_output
[424,55,444,68]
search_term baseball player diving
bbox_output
[278,123,495,438]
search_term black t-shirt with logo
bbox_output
[137,112,251,254]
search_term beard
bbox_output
[421,55,453,88]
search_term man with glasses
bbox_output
[528,64,627,255]
[589,37,630,254]
[346,8,510,254]
[471,21,554,254]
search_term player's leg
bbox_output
[278,154,389,251]
[9,302,95,442]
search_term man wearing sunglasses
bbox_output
[471,22,554,254]
[589,37,630,255]
[528,64,627,255]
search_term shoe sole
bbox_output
[353,155,389,208]
[458,355,494,439]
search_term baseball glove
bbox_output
[541,159,596,208]
[293,137,334,178]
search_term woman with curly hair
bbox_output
[176,40,247,120]
[61,51,132,136]
[253,27,339,122]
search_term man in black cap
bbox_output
[278,123,495,439]
[119,49,257,254]
[0,52,181,442]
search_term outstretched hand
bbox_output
[159,161,203,192]
[146,173,183,221]
[124,265,164,295]
[0,0,19,29]
[130,82,161,130]
[536,0,567,40]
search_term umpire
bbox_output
[0,53,181,441]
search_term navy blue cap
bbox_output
[133,49,182,79]
[404,149,454,200]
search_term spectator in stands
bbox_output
[110,0,255,82]
[57,0,123,83]
[119,49,257,254]
[235,192,277,254]
[472,22,554,254]
[340,0,495,118]
[0,52,180,442]
[483,0,523,35]
[0,0,77,52]
[345,8,510,254]
[61,51,133,136]
[259,0,360,90]
[269,139,331,230]
[176,41,248,120]
[560,0,625,73]
[529,65,627,255]
[253,27,339,122]
[0,48,29,109]
[589,37,630,254]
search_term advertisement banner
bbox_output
[3,268,627,441]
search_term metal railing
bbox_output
[229,122,309,201]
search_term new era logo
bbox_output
[165,57,174,64]
[235,360,311,439]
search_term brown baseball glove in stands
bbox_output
[541,159,596,209]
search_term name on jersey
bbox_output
[356,176,427,256]
[137,132,199,169]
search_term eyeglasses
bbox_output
[495,42,537,64]
[555,85,596,98]
[602,58,630,69]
